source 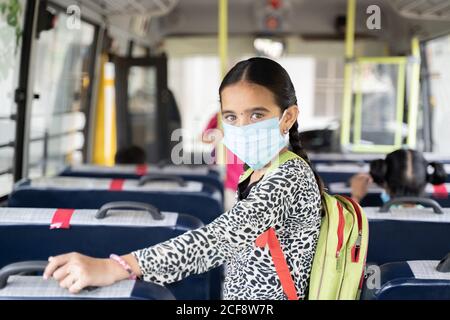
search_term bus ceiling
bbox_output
[50,0,450,54]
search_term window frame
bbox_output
[12,0,101,185]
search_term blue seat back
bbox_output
[365,207,450,265]
[0,276,175,300]
[61,165,224,195]
[0,208,211,300]
[328,182,450,207]
[9,178,223,224]
[315,163,450,186]
[361,261,450,300]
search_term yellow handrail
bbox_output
[356,56,408,64]
[394,61,406,147]
[93,55,117,166]
[340,0,421,154]
[219,0,228,78]
[217,0,228,169]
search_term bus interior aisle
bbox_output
[0,0,450,305]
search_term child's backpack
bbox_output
[308,192,369,299]
[240,151,369,300]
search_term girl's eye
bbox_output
[251,113,264,121]
[224,115,236,123]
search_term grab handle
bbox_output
[138,174,186,187]
[0,261,48,290]
[96,202,164,220]
[379,197,443,214]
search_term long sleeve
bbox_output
[132,159,314,285]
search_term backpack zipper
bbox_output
[341,196,363,262]
[337,196,368,298]
[315,204,329,299]
[336,202,345,259]
[344,197,369,291]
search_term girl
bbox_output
[43,57,324,300]
[350,148,447,204]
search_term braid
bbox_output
[289,121,325,195]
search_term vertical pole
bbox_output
[86,27,106,164]
[407,37,421,148]
[340,0,356,151]
[42,131,49,176]
[419,42,433,152]
[394,61,406,147]
[353,67,362,145]
[217,0,228,169]
[219,0,229,78]
[93,55,117,166]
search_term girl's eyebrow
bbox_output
[222,106,270,114]
[221,109,235,114]
[249,106,270,113]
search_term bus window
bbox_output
[168,56,221,155]
[128,65,157,160]
[313,57,344,121]
[0,0,24,197]
[425,34,450,153]
[354,62,400,146]
[27,6,96,178]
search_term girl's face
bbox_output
[220,81,298,132]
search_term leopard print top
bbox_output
[132,158,322,300]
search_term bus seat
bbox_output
[329,182,450,207]
[364,206,450,265]
[361,260,450,300]
[315,163,368,185]
[0,261,175,300]
[315,163,450,186]
[9,177,223,224]
[61,164,224,195]
[310,153,450,165]
[0,206,215,300]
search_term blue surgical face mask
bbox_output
[222,115,289,170]
[380,191,391,204]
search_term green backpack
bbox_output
[240,151,369,300]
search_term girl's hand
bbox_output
[350,173,373,203]
[43,252,130,294]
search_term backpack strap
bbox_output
[239,150,304,184]
[246,150,305,300]
[255,228,299,300]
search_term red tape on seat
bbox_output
[255,228,299,300]
[50,209,75,230]
[109,179,125,191]
[136,165,148,176]
[433,184,448,199]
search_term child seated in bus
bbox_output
[350,148,447,204]
[114,145,147,165]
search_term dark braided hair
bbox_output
[370,149,447,198]
[219,57,324,195]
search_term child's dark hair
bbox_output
[370,149,447,198]
[115,145,147,165]
[219,57,324,195]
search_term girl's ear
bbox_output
[281,105,299,130]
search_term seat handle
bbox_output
[378,197,443,214]
[0,261,48,290]
[96,202,164,220]
[138,174,186,187]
